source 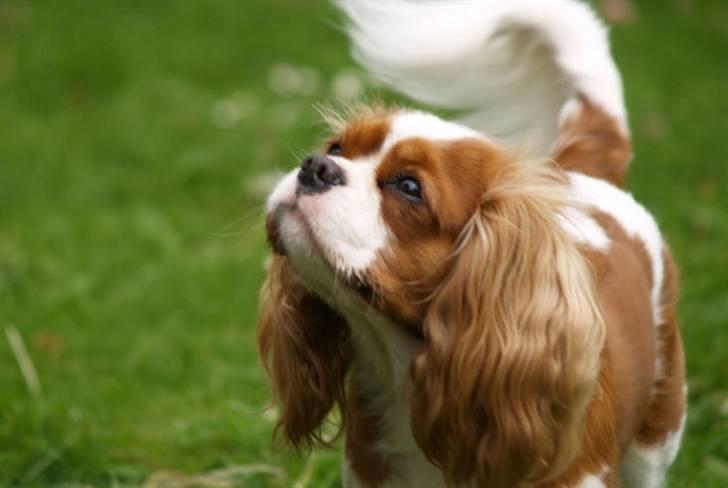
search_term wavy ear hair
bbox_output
[257,255,351,449]
[411,162,605,486]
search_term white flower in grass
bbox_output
[269,103,300,130]
[269,63,301,94]
[331,69,364,100]
[269,63,321,96]
[210,91,260,129]
[297,66,322,96]
[211,98,242,128]
[231,91,259,118]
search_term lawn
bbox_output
[1,0,727,486]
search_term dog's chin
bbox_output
[269,205,378,307]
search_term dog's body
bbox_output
[259,1,686,486]
[338,168,686,488]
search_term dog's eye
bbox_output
[395,175,422,200]
[327,142,342,156]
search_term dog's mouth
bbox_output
[266,210,288,257]
[350,276,375,302]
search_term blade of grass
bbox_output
[5,325,42,398]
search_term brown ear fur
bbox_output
[257,255,351,449]
[411,162,605,486]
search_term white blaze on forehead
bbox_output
[383,110,485,151]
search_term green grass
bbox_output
[1,0,727,486]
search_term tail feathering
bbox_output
[336,0,628,157]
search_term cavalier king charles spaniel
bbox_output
[258,0,686,486]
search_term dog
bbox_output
[258,0,686,486]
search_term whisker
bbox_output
[210,203,267,238]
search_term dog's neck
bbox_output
[346,310,420,390]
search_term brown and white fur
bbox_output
[258,1,686,486]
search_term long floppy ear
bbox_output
[257,255,351,449]
[411,162,605,486]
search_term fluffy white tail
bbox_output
[336,0,627,156]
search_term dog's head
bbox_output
[265,109,504,322]
[259,107,605,485]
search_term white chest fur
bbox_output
[342,311,446,488]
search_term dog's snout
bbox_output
[297,154,345,194]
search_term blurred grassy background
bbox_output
[1,0,727,486]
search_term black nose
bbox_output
[297,154,345,194]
